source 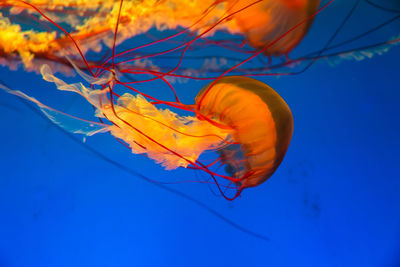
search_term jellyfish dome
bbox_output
[227,0,321,56]
[196,76,293,190]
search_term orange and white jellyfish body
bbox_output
[226,0,321,56]
[196,76,293,190]
[0,63,292,198]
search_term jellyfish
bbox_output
[0,63,292,199]
[1,0,398,75]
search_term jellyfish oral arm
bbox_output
[0,82,109,136]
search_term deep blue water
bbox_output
[0,1,399,266]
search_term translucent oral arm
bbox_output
[0,82,109,136]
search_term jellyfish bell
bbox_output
[195,76,293,191]
[226,0,321,56]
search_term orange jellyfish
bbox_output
[0,0,324,73]
[1,0,397,78]
[0,63,293,200]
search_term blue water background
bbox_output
[0,1,399,266]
